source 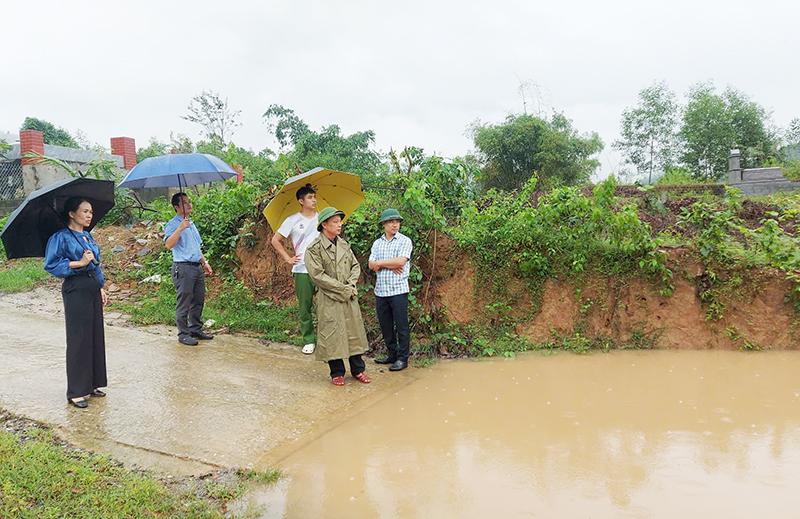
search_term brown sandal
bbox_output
[331,376,345,386]
[354,372,371,384]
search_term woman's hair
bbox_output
[63,197,91,223]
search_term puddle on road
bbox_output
[239,350,800,518]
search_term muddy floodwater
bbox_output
[244,351,800,518]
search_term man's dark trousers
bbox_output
[376,293,410,362]
[172,262,205,339]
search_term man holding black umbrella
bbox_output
[164,192,214,346]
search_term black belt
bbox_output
[174,261,201,266]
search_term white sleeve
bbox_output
[368,240,378,262]
[399,236,413,259]
[276,214,296,238]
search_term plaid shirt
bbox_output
[369,232,413,297]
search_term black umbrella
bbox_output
[1,177,115,259]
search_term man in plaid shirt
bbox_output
[368,208,413,371]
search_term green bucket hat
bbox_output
[317,206,346,231]
[379,208,404,225]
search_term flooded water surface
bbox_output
[249,351,800,518]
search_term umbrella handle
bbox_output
[67,229,99,266]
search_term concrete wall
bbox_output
[7,142,124,166]
[727,149,800,195]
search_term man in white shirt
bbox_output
[270,184,319,354]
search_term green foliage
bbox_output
[21,117,79,148]
[677,195,740,262]
[136,138,170,161]
[263,105,382,182]
[0,138,10,159]
[196,140,279,191]
[680,84,778,180]
[784,118,800,147]
[655,166,702,185]
[471,112,603,191]
[120,280,297,342]
[190,181,261,266]
[237,468,282,485]
[456,176,672,292]
[740,339,762,351]
[780,160,800,181]
[0,259,50,293]
[614,81,679,184]
[0,428,222,518]
[676,189,800,315]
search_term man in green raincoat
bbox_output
[304,207,371,386]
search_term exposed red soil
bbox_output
[235,221,295,304]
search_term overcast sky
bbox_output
[2,0,798,177]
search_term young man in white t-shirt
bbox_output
[270,184,319,354]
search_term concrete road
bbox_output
[0,287,415,475]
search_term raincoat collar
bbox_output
[320,232,339,249]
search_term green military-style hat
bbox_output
[317,206,346,232]
[379,208,404,224]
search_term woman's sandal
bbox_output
[90,389,106,397]
[331,376,346,386]
[68,397,88,409]
[354,372,371,384]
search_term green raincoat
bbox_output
[304,233,369,362]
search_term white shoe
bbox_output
[302,343,315,355]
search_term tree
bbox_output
[0,139,10,159]
[679,84,777,180]
[613,82,678,184]
[262,105,382,181]
[471,113,603,191]
[20,117,79,148]
[182,91,241,144]
[136,138,170,162]
[263,105,310,149]
[784,118,800,147]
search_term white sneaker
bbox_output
[302,343,315,355]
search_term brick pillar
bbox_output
[110,136,137,170]
[19,130,44,165]
[233,164,243,183]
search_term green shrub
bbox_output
[190,180,260,266]
[455,175,673,293]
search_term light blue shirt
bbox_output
[369,232,413,297]
[44,228,106,287]
[163,215,203,262]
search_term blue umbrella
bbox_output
[117,153,237,190]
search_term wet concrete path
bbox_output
[0,290,416,475]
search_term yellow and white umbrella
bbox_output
[263,167,365,231]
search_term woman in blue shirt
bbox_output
[44,197,109,409]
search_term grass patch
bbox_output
[0,259,50,293]
[0,428,223,519]
[237,468,282,485]
[115,280,299,343]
